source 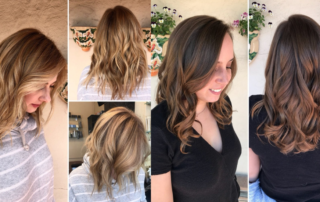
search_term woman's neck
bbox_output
[196,100,207,116]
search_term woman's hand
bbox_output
[249,148,261,182]
[151,171,174,202]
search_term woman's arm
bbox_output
[249,148,261,182]
[151,171,173,202]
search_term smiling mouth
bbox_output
[209,89,222,93]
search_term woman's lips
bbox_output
[209,88,223,95]
[31,104,41,108]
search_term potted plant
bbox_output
[150,4,182,76]
[249,2,273,63]
[232,12,248,36]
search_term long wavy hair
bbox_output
[251,15,320,154]
[0,28,67,141]
[85,107,150,199]
[156,16,237,153]
[83,6,148,100]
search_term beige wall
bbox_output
[0,1,68,201]
[249,0,320,95]
[151,0,248,175]
[0,0,68,59]
[69,0,151,100]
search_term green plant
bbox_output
[232,12,248,36]
[151,4,182,37]
[249,2,272,32]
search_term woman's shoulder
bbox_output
[249,94,263,109]
[69,165,91,184]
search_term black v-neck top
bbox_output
[151,96,241,202]
[249,95,320,202]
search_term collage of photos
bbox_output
[0,0,319,201]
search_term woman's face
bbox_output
[196,33,234,103]
[24,75,57,113]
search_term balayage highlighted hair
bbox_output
[0,28,67,140]
[85,107,150,199]
[83,6,148,100]
[156,16,237,153]
[251,15,320,154]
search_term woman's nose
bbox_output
[216,68,231,84]
[39,87,51,103]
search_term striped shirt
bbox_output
[0,115,54,202]
[69,153,147,202]
[77,66,151,101]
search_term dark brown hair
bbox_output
[83,6,147,99]
[251,14,320,154]
[156,15,237,153]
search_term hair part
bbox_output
[0,28,67,141]
[156,15,237,153]
[251,14,320,154]
[83,6,148,99]
[85,107,150,199]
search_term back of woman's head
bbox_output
[156,15,237,153]
[0,28,67,140]
[252,14,320,154]
[84,6,148,99]
[85,107,150,198]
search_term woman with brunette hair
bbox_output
[151,15,241,202]
[69,107,150,202]
[78,5,151,101]
[249,14,320,201]
[0,29,67,201]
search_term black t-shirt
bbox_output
[151,96,241,202]
[249,94,320,202]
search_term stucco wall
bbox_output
[0,0,68,201]
[151,0,248,175]
[69,0,151,100]
[249,0,320,95]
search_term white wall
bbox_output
[249,0,320,96]
[151,0,248,175]
[69,0,151,100]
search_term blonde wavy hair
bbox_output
[85,107,150,198]
[0,28,67,140]
[83,6,148,99]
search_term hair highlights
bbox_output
[0,28,67,140]
[83,6,148,99]
[251,15,320,154]
[85,107,150,198]
[156,16,237,153]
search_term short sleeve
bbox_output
[151,125,173,175]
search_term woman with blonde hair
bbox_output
[69,107,150,202]
[77,5,151,101]
[249,15,320,201]
[151,15,241,202]
[0,29,67,201]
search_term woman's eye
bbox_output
[50,85,55,89]
[227,66,232,69]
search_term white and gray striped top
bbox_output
[0,115,54,202]
[69,153,147,202]
[77,66,151,101]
